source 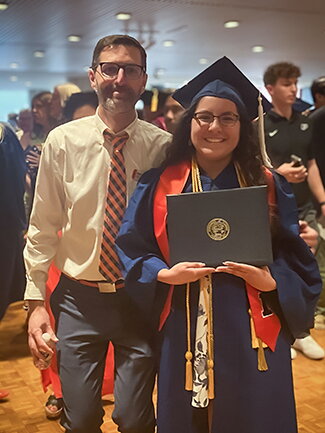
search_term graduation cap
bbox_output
[140,89,171,112]
[173,56,272,167]
[173,56,271,120]
[293,97,312,113]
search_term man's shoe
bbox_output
[291,347,297,359]
[292,335,325,360]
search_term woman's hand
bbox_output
[26,149,41,169]
[157,262,215,285]
[215,261,276,292]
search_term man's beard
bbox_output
[101,84,139,113]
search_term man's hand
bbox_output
[26,149,41,169]
[299,220,318,254]
[215,261,276,292]
[276,162,307,183]
[27,300,58,369]
[157,262,215,285]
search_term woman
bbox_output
[49,82,81,125]
[116,63,322,433]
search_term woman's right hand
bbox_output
[157,262,215,285]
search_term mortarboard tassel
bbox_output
[257,93,273,169]
[151,88,159,112]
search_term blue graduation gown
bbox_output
[116,163,321,433]
[0,123,26,319]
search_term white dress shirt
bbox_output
[24,111,171,300]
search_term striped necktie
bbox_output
[99,130,129,281]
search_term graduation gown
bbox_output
[116,162,321,433]
[0,123,26,320]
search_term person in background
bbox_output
[63,91,98,121]
[116,57,322,433]
[40,88,114,421]
[308,76,325,329]
[0,122,26,321]
[49,82,81,125]
[163,94,185,134]
[24,34,171,433]
[263,62,325,359]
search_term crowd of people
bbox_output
[1,33,324,433]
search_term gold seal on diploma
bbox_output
[206,218,230,241]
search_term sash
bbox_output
[153,160,281,351]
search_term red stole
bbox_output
[153,160,281,351]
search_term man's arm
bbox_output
[24,131,64,367]
[307,158,325,216]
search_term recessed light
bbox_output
[154,68,166,77]
[199,58,208,65]
[0,2,8,11]
[10,62,19,69]
[67,35,81,42]
[34,50,45,58]
[224,20,240,29]
[115,12,132,21]
[25,81,32,87]
[252,45,264,53]
[10,75,18,82]
[163,40,175,47]
[83,66,90,72]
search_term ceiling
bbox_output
[0,0,324,96]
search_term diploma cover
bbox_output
[167,185,273,267]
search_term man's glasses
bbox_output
[94,62,145,80]
[193,111,240,127]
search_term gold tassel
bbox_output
[257,337,268,371]
[207,359,215,399]
[185,351,193,390]
[151,88,159,112]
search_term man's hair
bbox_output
[263,62,301,86]
[91,34,147,71]
[311,76,325,102]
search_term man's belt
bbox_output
[64,274,124,293]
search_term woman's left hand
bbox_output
[215,261,276,292]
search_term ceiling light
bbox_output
[199,58,208,65]
[67,35,81,42]
[224,20,240,29]
[25,81,32,87]
[252,45,264,53]
[163,40,175,47]
[34,50,45,58]
[115,12,132,20]
[0,2,9,11]
[10,62,19,69]
[83,66,90,72]
[10,75,18,82]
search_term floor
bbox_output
[0,301,324,433]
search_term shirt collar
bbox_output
[268,108,298,123]
[94,107,138,142]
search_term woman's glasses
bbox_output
[193,111,240,127]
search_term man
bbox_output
[163,94,184,134]
[263,62,325,360]
[24,35,171,433]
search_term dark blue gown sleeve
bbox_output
[267,172,322,340]
[116,168,170,330]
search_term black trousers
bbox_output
[50,275,156,433]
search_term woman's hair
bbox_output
[163,99,266,187]
[31,91,55,138]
